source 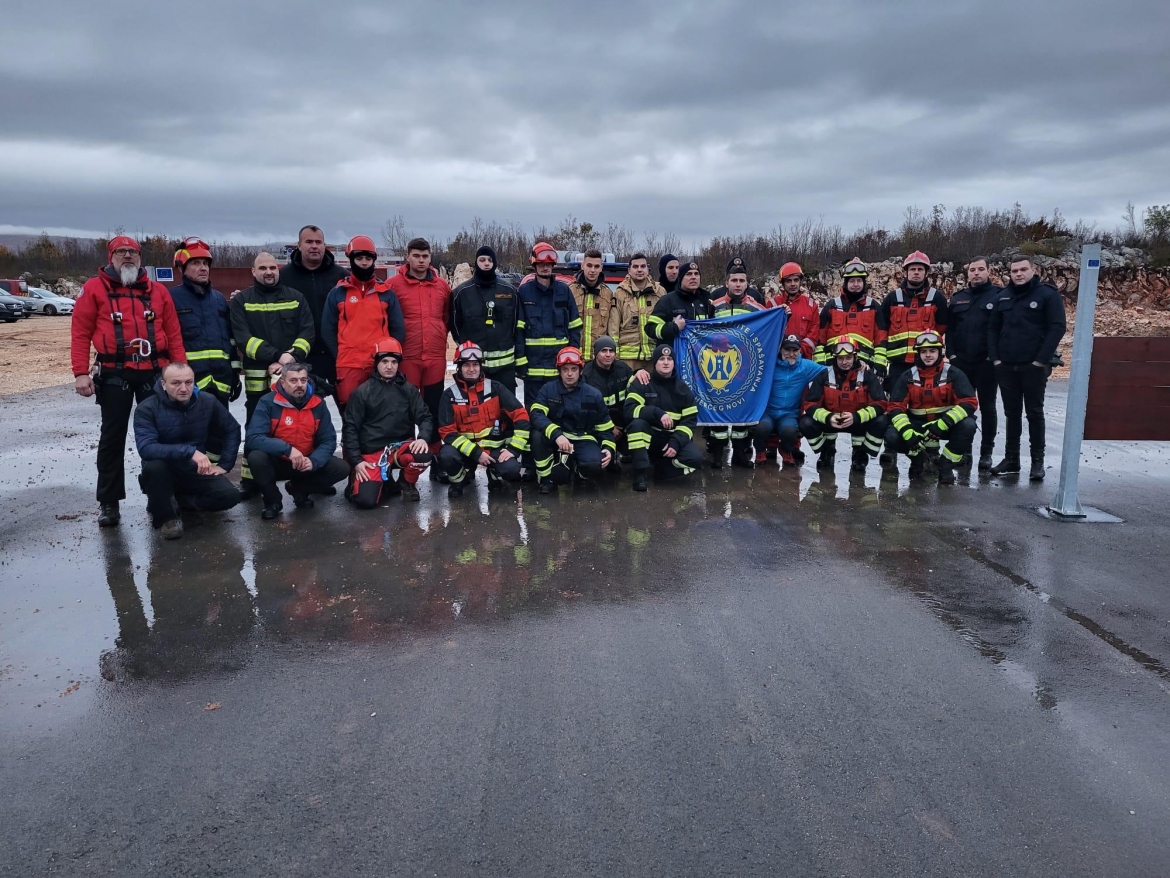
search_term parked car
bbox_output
[0,294,33,322]
[23,287,74,316]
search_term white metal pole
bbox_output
[1048,244,1101,518]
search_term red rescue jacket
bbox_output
[803,363,886,422]
[270,387,328,456]
[71,268,186,376]
[438,373,531,459]
[773,290,820,356]
[817,292,887,366]
[389,264,451,365]
[886,361,977,418]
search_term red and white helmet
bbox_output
[531,242,558,265]
[555,346,584,369]
[903,251,931,269]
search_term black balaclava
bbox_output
[658,253,679,292]
[350,253,377,283]
[474,245,497,284]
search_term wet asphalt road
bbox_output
[3,382,1170,876]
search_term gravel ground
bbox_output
[0,316,75,396]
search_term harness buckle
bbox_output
[111,311,123,324]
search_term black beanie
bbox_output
[651,343,674,369]
[726,256,747,277]
[658,253,679,292]
[474,245,497,283]
[593,335,617,355]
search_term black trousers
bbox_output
[421,381,444,446]
[952,357,999,455]
[996,363,1049,456]
[245,450,350,506]
[626,419,706,478]
[137,459,240,526]
[531,430,605,484]
[799,413,889,455]
[883,417,977,462]
[95,370,156,503]
[439,443,523,485]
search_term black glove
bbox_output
[229,375,242,402]
[925,419,948,439]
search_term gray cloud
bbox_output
[1,0,1167,246]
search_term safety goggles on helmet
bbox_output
[914,331,944,350]
[841,258,868,278]
[833,341,858,356]
[174,236,213,266]
[455,342,484,363]
[531,243,558,264]
[555,346,585,369]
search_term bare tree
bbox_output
[382,215,410,253]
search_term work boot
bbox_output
[731,449,755,469]
[908,455,926,479]
[447,482,465,499]
[792,448,806,465]
[97,502,120,527]
[238,480,261,500]
[538,478,554,495]
[978,452,994,471]
[1029,454,1046,482]
[519,467,536,483]
[780,451,796,467]
[879,450,894,466]
[816,450,836,471]
[850,448,869,472]
[399,480,421,501]
[632,472,648,492]
[261,502,282,520]
[160,518,184,540]
[991,454,1021,475]
[709,449,724,469]
[937,459,956,485]
[429,466,449,484]
[754,451,767,465]
[290,492,314,509]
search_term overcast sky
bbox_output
[2,0,1166,248]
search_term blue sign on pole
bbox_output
[675,308,787,426]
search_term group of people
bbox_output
[70,228,1066,539]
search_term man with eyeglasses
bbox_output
[72,235,187,527]
[168,238,240,405]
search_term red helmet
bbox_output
[531,242,558,265]
[373,337,403,361]
[779,261,803,280]
[455,341,484,365]
[555,346,584,369]
[174,236,213,268]
[903,250,931,269]
[346,235,379,258]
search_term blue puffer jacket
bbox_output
[134,379,241,472]
[765,355,826,420]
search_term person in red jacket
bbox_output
[320,235,405,412]
[772,262,819,359]
[387,237,451,465]
[71,235,186,527]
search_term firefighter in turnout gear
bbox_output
[342,338,435,506]
[229,251,315,427]
[884,331,978,484]
[450,245,524,391]
[438,342,531,498]
[816,257,886,371]
[568,249,615,355]
[229,251,316,496]
[582,335,635,471]
[800,341,889,473]
[607,252,664,371]
[623,343,706,492]
[708,257,767,468]
[169,237,240,405]
[878,250,950,391]
[528,347,616,494]
[517,241,583,403]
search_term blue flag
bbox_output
[676,308,787,426]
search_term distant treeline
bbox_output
[4,203,1168,283]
